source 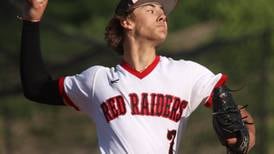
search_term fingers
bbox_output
[22,0,48,22]
[25,0,48,8]
[226,137,237,145]
[35,0,48,5]
[238,107,256,151]
[248,130,255,151]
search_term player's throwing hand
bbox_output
[22,0,48,22]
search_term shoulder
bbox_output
[159,56,211,72]
[66,65,110,84]
[160,55,197,65]
[80,65,110,76]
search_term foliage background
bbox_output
[0,0,273,153]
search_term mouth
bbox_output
[157,23,166,27]
[156,25,167,32]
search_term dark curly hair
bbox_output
[104,15,126,55]
[104,6,137,55]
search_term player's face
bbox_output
[130,3,168,45]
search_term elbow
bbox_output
[21,79,48,102]
[22,88,40,102]
[21,83,44,102]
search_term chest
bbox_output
[92,70,191,123]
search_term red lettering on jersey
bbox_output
[107,98,118,118]
[150,93,157,116]
[175,100,188,122]
[141,93,150,115]
[101,95,127,123]
[156,94,164,116]
[163,95,173,118]
[169,97,180,121]
[129,93,140,115]
[116,96,126,115]
[182,100,188,108]
[101,93,188,123]
[100,102,113,122]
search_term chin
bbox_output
[154,37,167,47]
[148,32,167,45]
[158,34,167,42]
[159,31,167,39]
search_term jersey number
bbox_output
[167,129,177,154]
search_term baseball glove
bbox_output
[212,86,250,154]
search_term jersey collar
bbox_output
[120,56,160,79]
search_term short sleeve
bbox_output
[187,61,227,113]
[58,66,102,112]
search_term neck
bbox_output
[122,38,157,72]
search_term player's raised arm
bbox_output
[20,0,64,105]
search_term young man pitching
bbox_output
[20,0,255,153]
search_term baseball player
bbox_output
[20,0,255,153]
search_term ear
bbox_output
[120,17,135,30]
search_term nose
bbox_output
[157,13,167,23]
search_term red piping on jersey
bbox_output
[120,56,160,79]
[58,77,80,111]
[204,74,228,108]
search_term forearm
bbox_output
[20,21,64,105]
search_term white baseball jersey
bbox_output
[58,55,227,154]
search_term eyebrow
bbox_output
[140,3,164,10]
